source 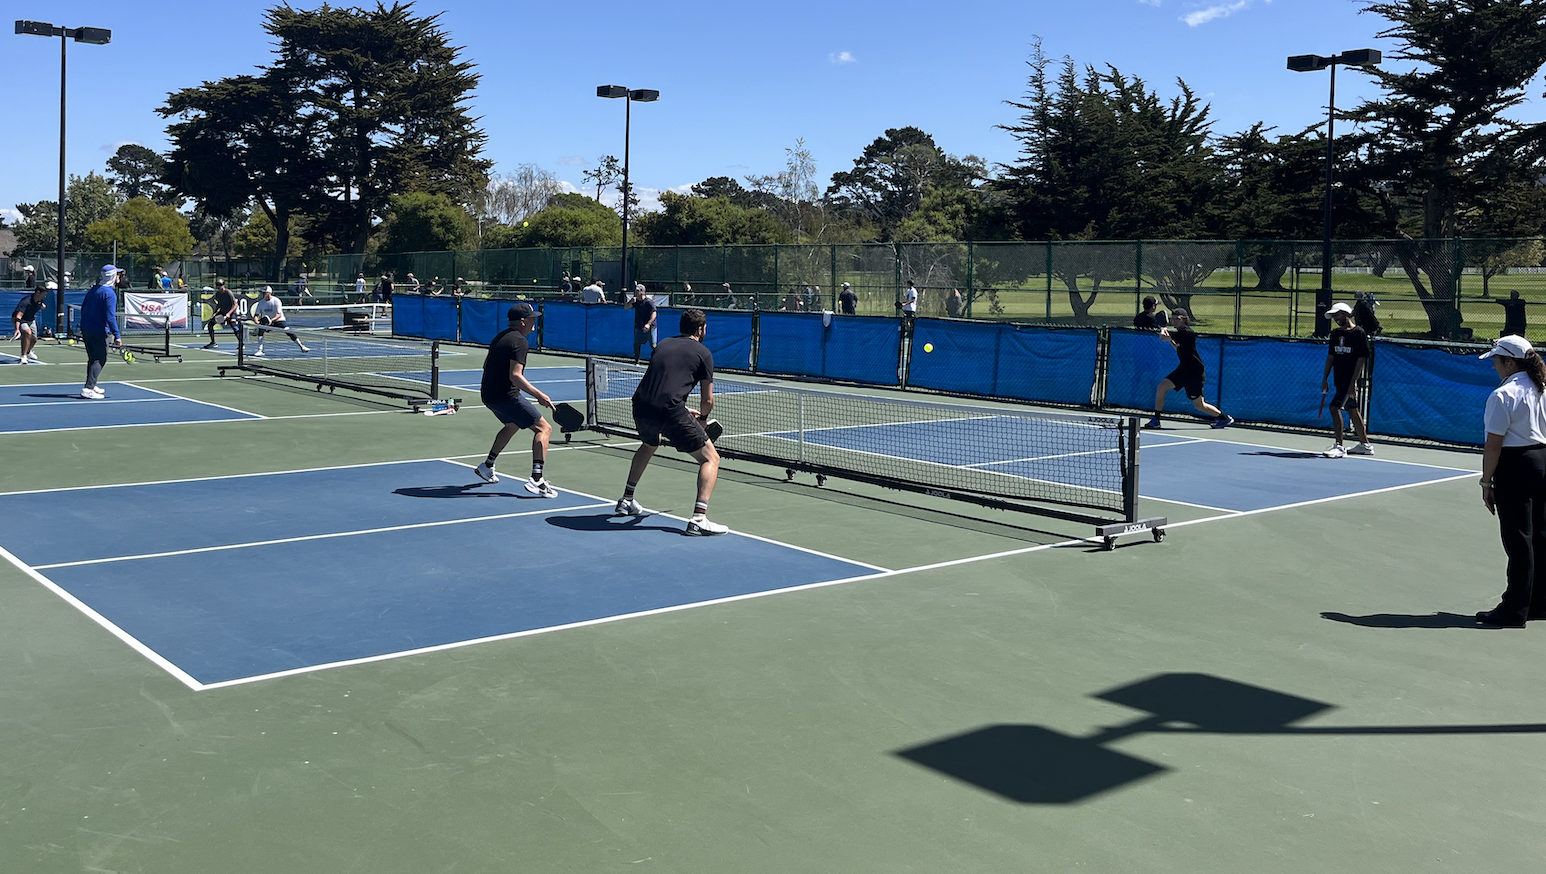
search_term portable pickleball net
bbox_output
[584,357,1166,547]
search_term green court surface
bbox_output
[2,340,1543,874]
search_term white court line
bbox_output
[0,396,184,409]
[0,456,463,497]
[3,417,268,437]
[435,458,894,574]
[0,542,206,690]
[0,456,1481,691]
[1143,429,1474,473]
[34,502,613,570]
[121,380,265,420]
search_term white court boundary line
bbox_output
[0,396,183,409]
[122,380,264,419]
[0,457,1481,692]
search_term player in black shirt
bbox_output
[10,286,49,363]
[202,279,241,349]
[1133,296,1168,330]
[1144,309,1233,429]
[473,303,558,496]
[626,283,657,362]
[614,308,728,535]
[1321,302,1373,457]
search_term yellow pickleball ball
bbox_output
[923,343,934,353]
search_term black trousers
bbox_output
[1493,444,1546,620]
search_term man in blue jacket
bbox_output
[79,265,123,399]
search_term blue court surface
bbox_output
[0,460,879,688]
[0,382,259,433]
[434,365,587,402]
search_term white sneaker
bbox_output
[298,344,310,353]
[685,514,729,536]
[1322,444,1346,459]
[20,357,34,364]
[79,386,104,400]
[253,346,265,357]
[524,477,558,498]
[473,462,498,483]
[614,497,646,516]
[1347,442,1375,456]
[26,352,39,362]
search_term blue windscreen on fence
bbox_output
[1216,337,1330,429]
[1369,342,1493,446]
[541,301,587,353]
[1105,328,1223,413]
[458,297,504,346]
[585,305,638,358]
[392,294,425,338]
[657,308,754,371]
[420,295,459,342]
[755,312,900,385]
[907,319,1099,405]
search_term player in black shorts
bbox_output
[614,308,728,535]
[202,279,241,349]
[1320,302,1373,457]
[1145,308,1234,430]
[473,303,559,496]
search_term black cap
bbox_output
[508,302,538,321]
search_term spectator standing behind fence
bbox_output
[23,264,35,289]
[560,275,573,297]
[1353,291,1382,336]
[1133,296,1168,329]
[1475,335,1546,627]
[1320,302,1374,458]
[720,283,737,309]
[355,273,366,301]
[582,279,607,304]
[946,288,964,318]
[1497,290,1528,338]
[839,282,857,315]
[900,279,919,318]
[682,281,693,307]
[405,273,418,293]
[628,283,658,361]
[782,288,804,312]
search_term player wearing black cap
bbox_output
[474,303,558,497]
[614,308,728,535]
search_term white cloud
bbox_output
[829,51,856,64]
[100,139,138,154]
[1,208,22,225]
[557,155,586,166]
[1182,1,1247,25]
[1139,0,1161,6]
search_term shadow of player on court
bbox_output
[545,513,684,534]
[894,673,1546,804]
[1321,611,1501,629]
[1239,450,1329,459]
[393,484,524,499]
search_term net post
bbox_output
[236,319,245,366]
[797,395,806,463]
[430,341,440,398]
[585,356,596,426]
[1124,417,1140,522]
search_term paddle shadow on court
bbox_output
[1239,450,1326,460]
[895,672,1546,804]
[546,513,684,534]
[1321,611,1503,629]
[393,484,525,499]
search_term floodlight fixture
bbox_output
[596,85,661,297]
[597,85,628,98]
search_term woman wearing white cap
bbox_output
[1476,334,1546,626]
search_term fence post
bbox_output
[773,246,780,314]
[1134,240,1144,317]
[830,244,838,311]
[966,241,975,318]
[1452,237,1465,341]
[1235,240,1245,334]
[1045,241,1053,321]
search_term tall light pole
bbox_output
[1288,48,1381,337]
[597,85,659,298]
[15,21,112,336]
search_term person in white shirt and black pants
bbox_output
[1477,335,1546,626]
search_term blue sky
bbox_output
[1,0,1518,222]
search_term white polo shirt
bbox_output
[1484,371,1546,446]
[252,297,284,322]
[901,285,918,313]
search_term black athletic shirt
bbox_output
[1328,325,1370,386]
[633,335,713,410]
[1133,312,1160,329]
[480,327,530,404]
[1170,326,1204,373]
[839,289,857,315]
[632,297,656,331]
[213,289,237,317]
[12,294,44,322]
[1499,298,1528,335]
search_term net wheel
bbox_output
[1103,536,1116,551]
[1153,528,1166,543]
[563,433,572,444]
[784,468,796,482]
[815,474,827,487]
